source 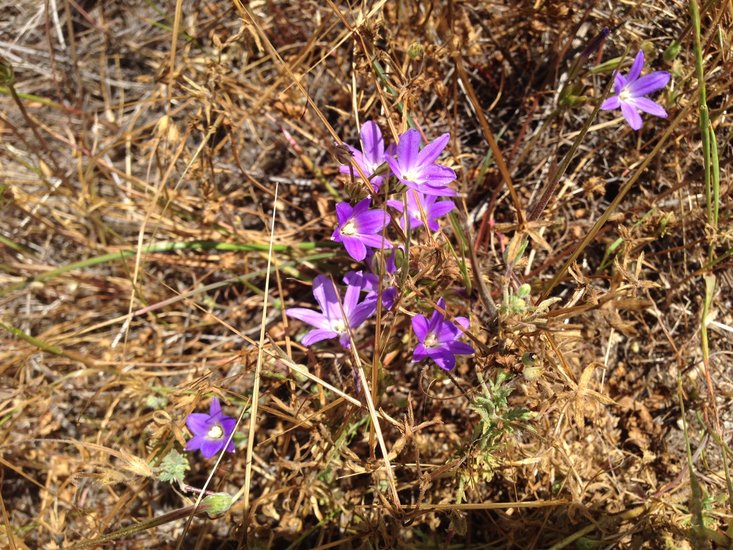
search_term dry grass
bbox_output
[1,0,732,547]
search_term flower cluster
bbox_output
[183,46,672,461]
[286,121,474,370]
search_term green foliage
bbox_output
[471,371,534,453]
[156,450,190,484]
[144,395,168,409]
[501,283,532,315]
[663,40,681,62]
[458,372,535,503]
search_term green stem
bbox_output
[689,0,718,230]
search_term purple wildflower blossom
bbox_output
[387,189,455,231]
[338,120,388,192]
[600,50,670,131]
[332,197,392,261]
[286,274,378,349]
[344,247,401,310]
[385,129,457,196]
[185,398,237,458]
[412,298,474,371]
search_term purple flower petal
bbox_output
[628,50,645,81]
[627,71,670,96]
[627,96,668,118]
[335,202,353,225]
[220,417,237,434]
[338,333,352,349]
[200,438,224,458]
[352,197,372,216]
[311,275,340,320]
[344,270,379,293]
[600,96,620,111]
[186,413,212,435]
[361,121,384,165]
[385,155,404,181]
[338,164,355,176]
[343,282,360,314]
[381,287,398,310]
[412,314,429,341]
[369,176,385,192]
[412,343,429,362]
[434,323,461,343]
[613,72,627,94]
[386,199,404,213]
[358,234,393,249]
[429,348,457,371]
[209,398,222,416]
[396,129,421,171]
[286,307,330,330]
[301,328,339,346]
[350,298,378,327]
[354,209,389,233]
[422,164,456,185]
[185,434,206,451]
[447,341,475,356]
[416,132,450,166]
[620,102,643,131]
[342,236,368,261]
[429,298,447,328]
[416,182,457,197]
[426,200,455,231]
[454,316,469,330]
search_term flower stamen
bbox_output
[207,424,224,440]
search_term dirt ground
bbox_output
[1,1,731,548]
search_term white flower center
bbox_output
[402,169,420,184]
[619,87,631,102]
[341,220,357,236]
[207,424,224,440]
[330,319,346,333]
[424,333,438,348]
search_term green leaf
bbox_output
[157,449,190,484]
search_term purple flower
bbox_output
[185,398,236,458]
[600,50,670,131]
[387,190,455,231]
[332,198,392,261]
[412,298,474,371]
[343,247,401,310]
[338,120,388,192]
[385,129,456,196]
[286,274,378,349]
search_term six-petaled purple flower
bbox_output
[385,129,457,196]
[332,197,392,261]
[185,398,237,458]
[286,274,378,349]
[338,120,389,192]
[600,50,670,131]
[412,298,474,371]
[388,190,455,231]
